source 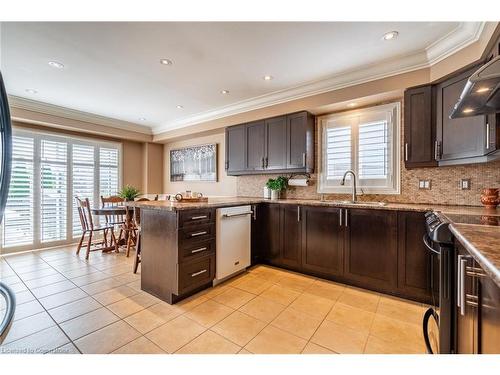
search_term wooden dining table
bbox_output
[90,206,132,249]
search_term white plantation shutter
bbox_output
[319,102,400,194]
[41,140,68,242]
[2,136,35,247]
[99,147,119,197]
[1,129,121,253]
[72,144,95,237]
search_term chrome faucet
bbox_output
[340,170,357,203]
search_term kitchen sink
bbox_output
[334,200,387,207]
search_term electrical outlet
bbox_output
[419,180,431,190]
[460,179,471,190]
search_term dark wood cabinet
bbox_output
[343,208,398,292]
[403,85,437,168]
[397,211,431,303]
[245,120,266,171]
[436,66,490,162]
[226,111,314,175]
[265,116,287,170]
[280,205,302,269]
[286,111,314,171]
[301,206,343,277]
[261,203,282,265]
[456,242,500,354]
[225,125,246,173]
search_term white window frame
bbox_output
[0,128,122,254]
[317,102,401,195]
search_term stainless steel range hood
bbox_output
[450,55,500,119]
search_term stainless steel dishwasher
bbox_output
[214,205,252,284]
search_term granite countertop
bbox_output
[127,196,500,214]
[449,224,500,288]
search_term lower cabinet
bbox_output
[397,211,431,301]
[456,243,500,354]
[344,208,398,292]
[258,204,429,302]
[301,206,343,277]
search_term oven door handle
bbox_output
[423,234,440,255]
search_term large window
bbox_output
[318,102,400,194]
[1,129,121,252]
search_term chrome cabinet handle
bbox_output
[404,143,409,162]
[223,212,253,218]
[339,209,343,227]
[297,206,301,222]
[460,257,467,316]
[191,269,207,277]
[261,157,265,169]
[191,247,207,254]
[434,141,440,161]
[302,152,306,167]
[486,122,490,150]
[265,157,268,168]
[191,215,208,220]
[190,231,207,237]
[466,266,487,278]
[457,255,463,309]
[344,209,348,227]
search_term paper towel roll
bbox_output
[288,178,310,187]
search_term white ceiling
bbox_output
[0,22,484,134]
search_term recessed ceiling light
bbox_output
[48,61,64,69]
[221,90,230,95]
[463,108,475,114]
[476,87,491,93]
[139,117,146,121]
[176,105,184,109]
[382,31,399,41]
[160,59,173,66]
[25,88,38,94]
[348,102,357,107]
[263,75,273,81]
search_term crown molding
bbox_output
[8,95,153,135]
[152,21,486,135]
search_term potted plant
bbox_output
[266,176,288,200]
[118,185,141,201]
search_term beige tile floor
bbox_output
[0,245,428,354]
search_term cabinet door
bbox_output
[281,205,302,269]
[286,112,311,170]
[245,121,266,171]
[226,125,246,173]
[436,67,488,161]
[265,116,287,170]
[397,211,431,303]
[456,246,476,354]
[261,203,281,265]
[301,206,343,277]
[477,261,500,354]
[404,86,437,168]
[344,209,398,291]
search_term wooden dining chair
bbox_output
[75,197,119,260]
[101,195,125,245]
[132,197,156,272]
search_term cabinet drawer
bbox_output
[179,223,216,247]
[177,255,215,295]
[179,209,215,228]
[179,240,215,262]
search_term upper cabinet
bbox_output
[404,62,499,168]
[225,111,314,175]
[403,85,437,168]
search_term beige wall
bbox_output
[142,143,164,194]
[163,130,237,196]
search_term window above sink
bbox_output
[317,102,401,195]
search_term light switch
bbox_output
[460,179,471,190]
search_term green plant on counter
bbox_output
[266,176,288,191]
[118,185,141,201]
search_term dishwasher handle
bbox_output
[222,211,253,218]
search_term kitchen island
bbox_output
[129,197,500,305]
